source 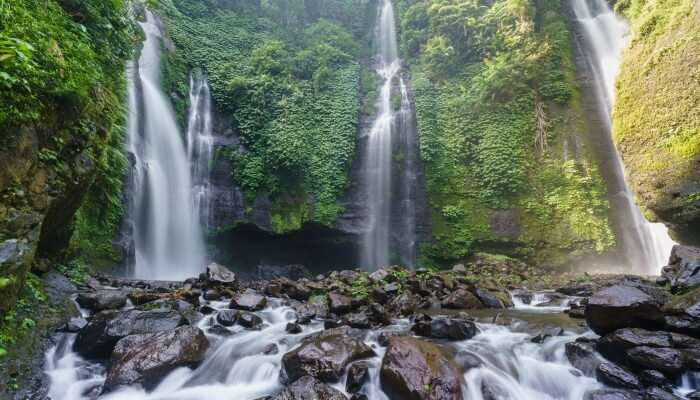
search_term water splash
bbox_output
[125,12,205,280]
[572,0,676,274]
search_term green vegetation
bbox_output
[157,0,374,230]
[613,0,700,241]
[398,0,614,266]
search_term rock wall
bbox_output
[613,0,700,244]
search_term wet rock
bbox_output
[584,389,643,400]
[383,282,400,294]
[207,325,232,336]
[411,314,478,341]
[127,290,164,306]
[76,290,127,312]
[660,245,700,293]
[380,336,463,400]
[567,307,586,319]
[368,303,391,325]
[281,329,374,383]
[597,328,672,363]
[346,362,369,393]
[279,279,311,301]
[663,286,700,337]
[638,370,671,389]
[441,288,483,309]
[474,288,508,309]
[206,262,237,286]
[256,264,310,281]
[687,391,700,400]
[60,317,88,333]
[237,311,263,329]
[268,375,347,400]
[203,289,221,301]
[596,363,642,390]
[389,292,417,317]
[530,327,564,343]
[263,343,279,355]
[558,283,596,297]
[74,309,186,358]
[343,311,371,329]
[454,350,482,371]
[644,387,683,400]
[512,290,534,305]
[585,285,666,335]
[103,326,209,391]
[350,395,368,400]
[286,322,302,334]
[626,347,683,375]
[231,289,267,311]
[328,292,353,314]
[377,331,403,347]
[216,309,238,327]
[566,340,603,376]
[369,268,390,283]
[200,305,216,314]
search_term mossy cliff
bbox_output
[613,0,700,244]
[0,0,133,313]
[396,0,614,268]
[155,0,376,234]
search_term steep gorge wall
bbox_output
[613,0,700,245]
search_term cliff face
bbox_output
[0,0,132,312]
[395,0,615,268]
[613,0,700,244]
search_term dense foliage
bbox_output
[158,0,374,231]
[613,0,700,241]
[397,0,613,266]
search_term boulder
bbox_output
[281,328,374,383]
[74,309,186,358]
[286,322,302,334]
[566,340,602,376]
[267,375,347,400]
[328,292,353,314]
[76,290,127,312]
[411,314,478,341]
[584,389,642,400]
[660,245,700,292]
[441,288,483,309]
[343,311,371,329]
[595,363,641,390]
[237,311,263,329]
[231,289,267,311]
[216,310,239,327]
[663,286,700,337]
[389,292,418,317]
[206,262,237,286]
[346,362,369,393]
[644,387,684,400]
[103,326,209,391]
[626,346,683,375]
[585,285,666,335]
[380,336,463,400]
[256,264,310,281]
[474,288,511,309]
[207,325,232,336]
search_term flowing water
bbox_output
[186,71,215,233]
[571,0,676,274]
[362,0,417,270]
[44,296,619,400]
[125,12,205,280]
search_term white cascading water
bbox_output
[186,71,215,234]
[126,12,205,280]
[45,294,619,400]
[363,0,416,270]
[572,0,676,274]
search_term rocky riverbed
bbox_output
[16,246,700,399]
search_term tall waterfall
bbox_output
[362,0,417,270]
[572,0,675,274]
[186,71,214,233]
[125,12,205,280]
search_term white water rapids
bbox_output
[43,293,679,400]
[572,0,676,275]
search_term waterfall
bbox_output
[186,71,214,234]
[572,0,676,274]
[125,12,205,280]
[362,0,417,270]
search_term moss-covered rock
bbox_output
[613,0,700,244]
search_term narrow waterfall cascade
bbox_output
[362,0,417,270]
[125,12,205,280]
[572,0,676,274]
[186,71,215,233]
